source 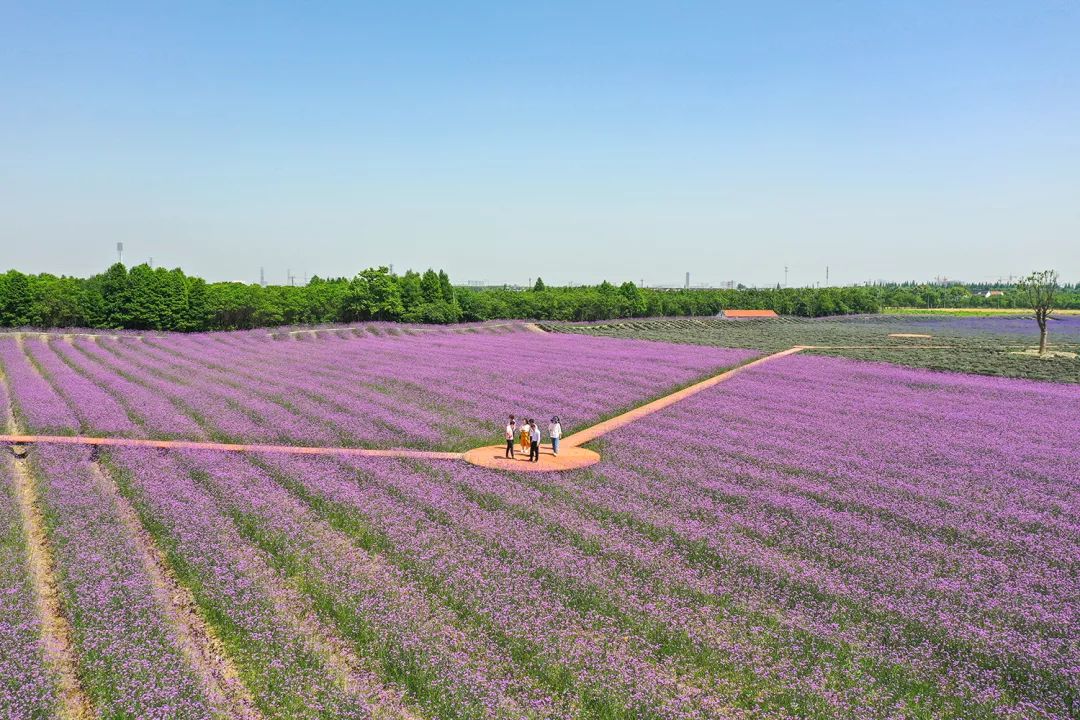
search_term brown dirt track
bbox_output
[4,343,957,473]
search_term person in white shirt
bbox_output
[548,416,562,456]
[505,415,517,459]
[529,419,541,462]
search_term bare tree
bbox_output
[1018,269,1058,355]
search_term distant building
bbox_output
[984,290,1005,298]
[720,309,779,318]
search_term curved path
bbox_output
[3,343,952,471]
[4,345,959,472]
[2,346,806,472]
[462,346,808,471]
[559,346,807,447]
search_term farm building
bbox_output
[719,309,779,318]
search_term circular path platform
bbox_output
[462,444,601,472]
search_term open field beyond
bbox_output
[885,308,1080,316]
[0,325,1077,719]
[548,315,1080,383]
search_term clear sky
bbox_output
[2,1,1077,287]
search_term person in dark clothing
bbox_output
[505,415,517,459]
[529,419,541,462]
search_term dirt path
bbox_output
[561,346,808,447]
[8,456,94,720]
[0,434,464,460]
[0,362,91,720]
[0,368,94,720]
[2,342,970,472]
[89,460,263,720]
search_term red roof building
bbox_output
[721,309,779,318]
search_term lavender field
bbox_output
[0,326,1077,719]
[0,325,755,448]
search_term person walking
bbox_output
[520,418,531,454]
[548,416,562,456]
[505,415,517,459]
[529,419,541,462]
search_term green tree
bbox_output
[184,277,210,330]
[399,270,424,312]
[438,270,455,302]
[100,262,132,328]
[420,269,442,304]
[1018,269,1059,355]
[533,277,546,292]
[29,275,87,328]
[0,270,33,327]
[303,277,347,324]
[619,281,646,316]
[127,263,188,330]
[343,267,404,321]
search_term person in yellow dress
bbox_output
[520,419,531,453]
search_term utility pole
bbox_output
[784,265,788,288]
[149,257,154,269]
[260,267,266,287]
[685,272,690,290]
[116,242,124,265]
[826,265,829,286]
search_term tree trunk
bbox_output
[1039,326,1048,355]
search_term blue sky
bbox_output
[2,1,1077,286]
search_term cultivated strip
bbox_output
[26,443,219,717]
[0,434,463,459]
[0,368,61,718]
[5,444,92,719]
[88,460,263,720]
[0,365,91,720]
[0,337,78,433]
[182,448,567,719]
[105,446,419,719]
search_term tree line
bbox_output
[0,263,1076,331]
[0,264,460,331]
